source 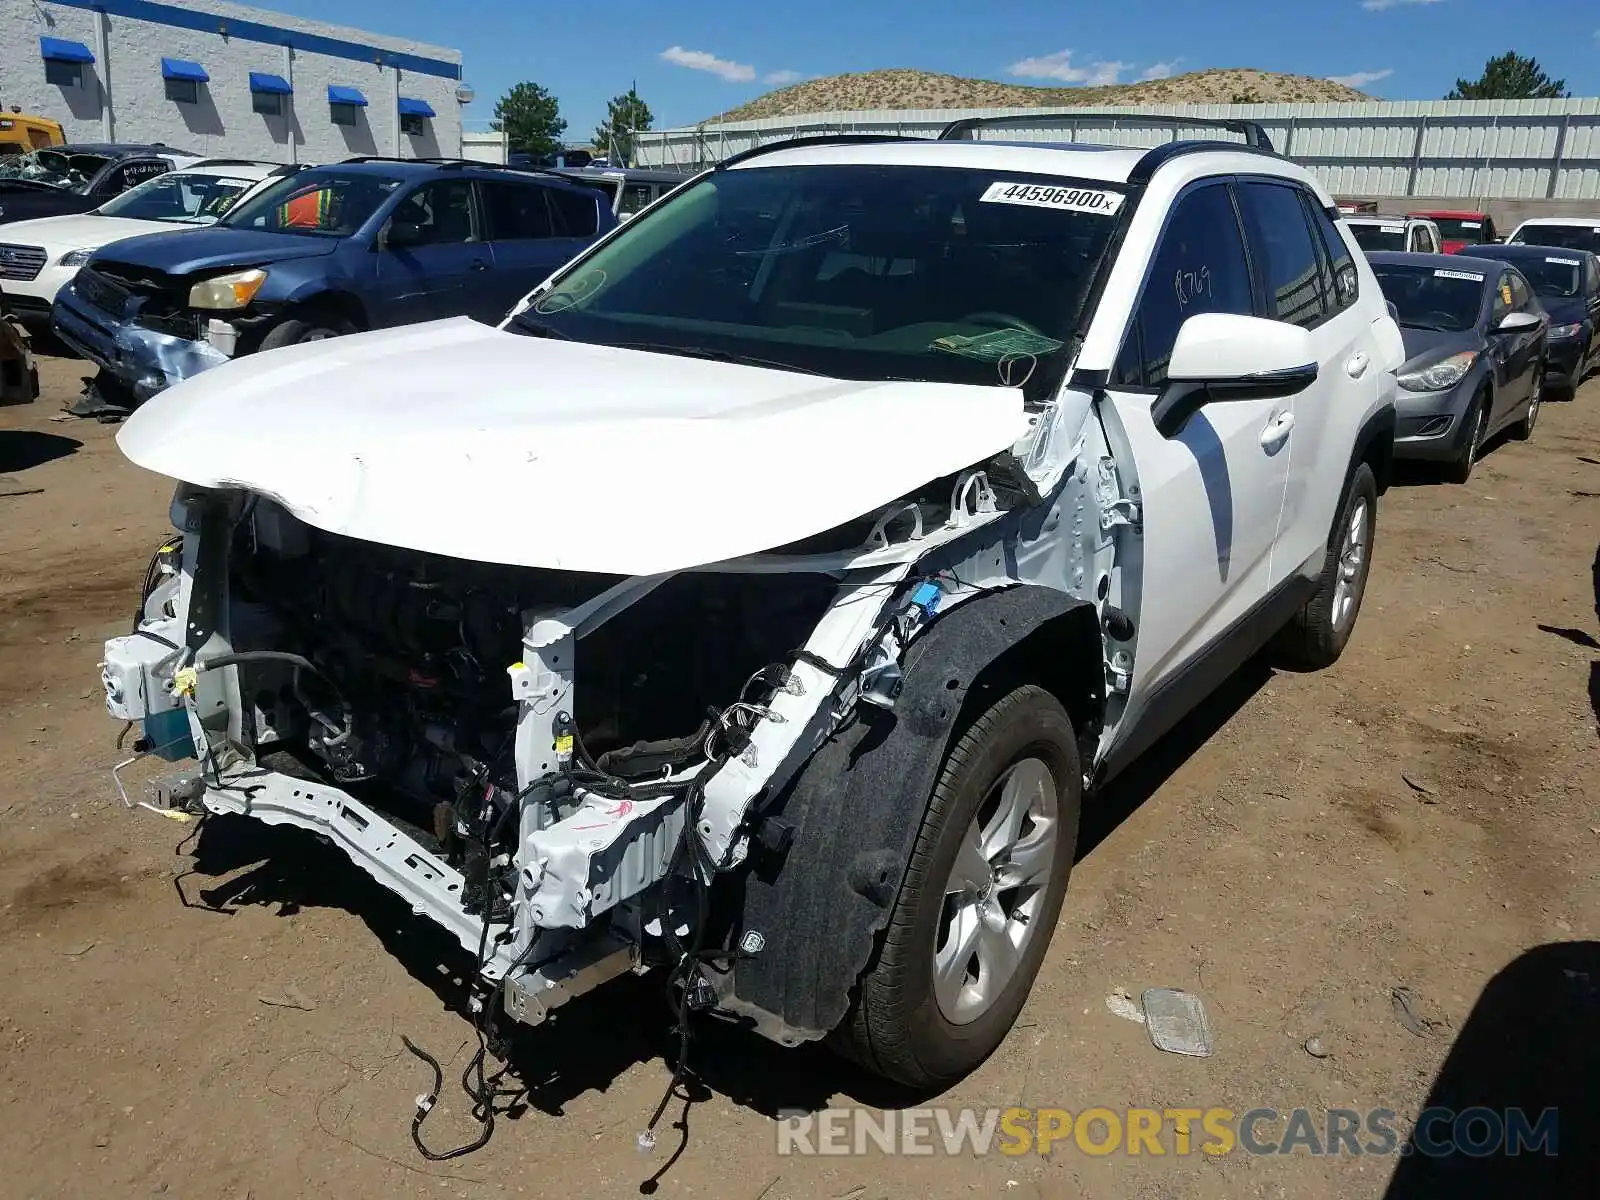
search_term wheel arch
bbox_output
[718,585,1103,1045]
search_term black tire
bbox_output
[1445,390,1488,484]
[1512,363,1543,440]
[1275,461,1379,671]
[840,684,1081,1089]
[258,316,350,352]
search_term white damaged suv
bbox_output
[103,119,1402,1093]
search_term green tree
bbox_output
[492,82,567,157]
[593,88,654,165]
[1447,52,1568,100]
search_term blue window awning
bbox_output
[327,86,368,107]
[398,97,436,119]
[40,37,95,64]
[161,57,209,83]
[249,72,292,95]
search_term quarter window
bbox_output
[1236,181,1329,329]
[1113,183,1254,389]
[546,187,598,237]
[1303,193,1360,314]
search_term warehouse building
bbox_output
[1,0,465,163]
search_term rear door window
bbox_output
[480,180,555,240]
[1235,181,1330,329]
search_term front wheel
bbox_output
[1445,390,1488,484]
[839,684,1081,1089]
[258,316,351,352]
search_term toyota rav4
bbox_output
[100,121,1402,1106]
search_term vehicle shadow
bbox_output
[0,430,80,472]
[1381,941,1600,1198]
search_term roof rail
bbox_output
[714,133,928,170]
[338,154,573,181]
[938,112,1275,153]
[1126,139,1282,186]
[181,157,287,170]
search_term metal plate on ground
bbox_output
[1142,987,1214,1057]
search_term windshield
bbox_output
[1372,263,1485,332]
[1349,223,1407,252]
[221,169,405,236]
[512,163,1124,394]
[0,148,107,191]
[1511,224,1600,255]
[1430,217,1490,244]
[1509,254,1583,298]
[96,171,257,224]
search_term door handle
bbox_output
[1345,351,1370,378]
[1260,411,1295,448]
[470,259,490,271]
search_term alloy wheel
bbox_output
[934,757,1060,1024]
[1332,497,1369,631]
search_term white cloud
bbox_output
[1360,0,1442,11]
[1139,60,1182,82]
[1008,50,1132,86]
[1326,68,1394,87]
[659,46,757,83]
[763,69,804,86]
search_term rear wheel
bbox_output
[1275,462,1378,671]
[840,684,1081,1089]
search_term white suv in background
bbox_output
[104,119,1403,1101]
[0,160,299,328]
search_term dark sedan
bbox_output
[1468,243,1600,396]
[1368,251,1548,482]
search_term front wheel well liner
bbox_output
[720,586,1103,1045]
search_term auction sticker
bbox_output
[1546,256,1581,266]
[1434,269,1484,281]
[979,181,1124,214]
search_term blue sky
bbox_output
[258,0,1600,138]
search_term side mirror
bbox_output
[384,219,427,249]
[1154,313,1318,437]
[1495,310,1541,334]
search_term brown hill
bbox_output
[705,68,1371,124]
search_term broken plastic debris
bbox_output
[1105,987,1146,1024]
[1142,988,1214,1057]
[636,1129,657,1153]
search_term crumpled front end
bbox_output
[102,451,1061,1027]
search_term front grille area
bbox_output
[0,243,47,282]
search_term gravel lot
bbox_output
[2,352,1596,1199]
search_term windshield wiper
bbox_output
[1400,320,1455,332]
[510,311,572,339]
[610,342,828,376]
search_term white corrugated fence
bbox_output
[632,99,1600,201]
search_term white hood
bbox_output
[118,318,1031,575]
[0,213,177,255]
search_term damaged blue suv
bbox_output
[52,157,616,404]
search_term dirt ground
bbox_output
[2,352,1597,1200]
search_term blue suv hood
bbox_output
[93,228,340,275]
